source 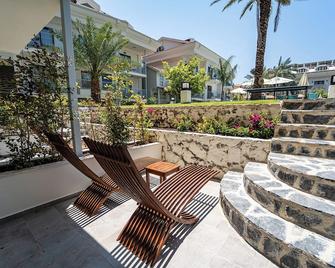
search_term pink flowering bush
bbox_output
[248,113,278,139]
[195,112,278,139]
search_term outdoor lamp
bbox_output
[182,82,190,90]
[180,82,191,103]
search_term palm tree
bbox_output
[211,0,291,96]
[268,56,296,79]
[74,17,128,102]
[217,56,238,100]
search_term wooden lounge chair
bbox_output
[44,132,160,216]
[83,137,219,266]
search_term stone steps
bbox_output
[244,162,335,240]
[274,123,335,141]
[281,110,335,125]
[268,152,335,201]
[221,171,335,268]
[281,98,335,110]
[271,137,335,159]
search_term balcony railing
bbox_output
[131,66,146,75]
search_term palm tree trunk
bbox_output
[221,84,225,101]
[251,0,271,100]
[91,72,101,102]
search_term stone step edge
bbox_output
[272,137,335,146]
[268,153,335,201]
[221,171,335,268]
[281,109,335,114]
[276,123,335,129]
[244,162,335,240]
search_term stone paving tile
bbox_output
[0,178,277,268]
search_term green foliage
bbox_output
[245,56,295,81]
[162,57,209,98]
[104,57,133,94]
[216,56,238,100]
[146,97,157,105]
[174,114,196,132]
[179,111,278,139]
[267,56,295,79]
[73,16,128,102]
[101,90,130,145]
[78,99,100,107]
[313,88,328,98]
[131,93,153,145]
[101,92,130,145]
[1,49,67,170]
[197,117,225,134]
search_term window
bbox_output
[298,68,307,73]
[40,28,54,47]
[207,85,213,99]
[27,27,54,48]
[141,78,146,90]
[119,53,131,62]
[314,80,325,85]
[194,66,199,73]
[158,74,165,87]
[207,66,211,74]
[316,66,328,71]
[102,74,113,89]
[81,71,91,88]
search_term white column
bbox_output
[60,0,82,156]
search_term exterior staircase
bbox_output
[220,98,335,268]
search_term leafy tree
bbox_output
[101,90,130,145]
[1,49,67,170]
[217,56,238,100]
[267,56,295,79]
[245,67,269,80]
[245,56,295,80]
[104,57,133,102]
[211,0,292,95]
[162,57,209,99]
[73,17,128,102]
[131,93,153,145]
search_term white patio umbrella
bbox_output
[231,87,247,94]
[298,73,310,86]
[241,78,272,87]
[268,76,294,85]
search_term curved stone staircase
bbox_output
[220,98,335,268]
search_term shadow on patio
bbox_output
[0,176,218,268]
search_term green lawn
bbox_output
[122,99,280,109]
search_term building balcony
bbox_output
[129,66,147,77]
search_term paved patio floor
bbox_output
[0,176,277,268]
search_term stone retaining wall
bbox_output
[80,123,271,175]
[151,129,271,175]
[80,103,280,128]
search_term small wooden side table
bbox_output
[145,161,180,185]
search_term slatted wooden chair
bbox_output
[83,137,219,266]
[44,132,160,216]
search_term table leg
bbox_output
[146,170,150,186]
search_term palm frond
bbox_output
[240,0,256,19]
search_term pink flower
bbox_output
[147,108,154,114]
[265,120,274,129]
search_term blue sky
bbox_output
[96,0,334,82]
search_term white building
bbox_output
[144,37,224,103]
[293,60,335,92]
[1,0,160,99]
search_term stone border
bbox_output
[150,129,271,175]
